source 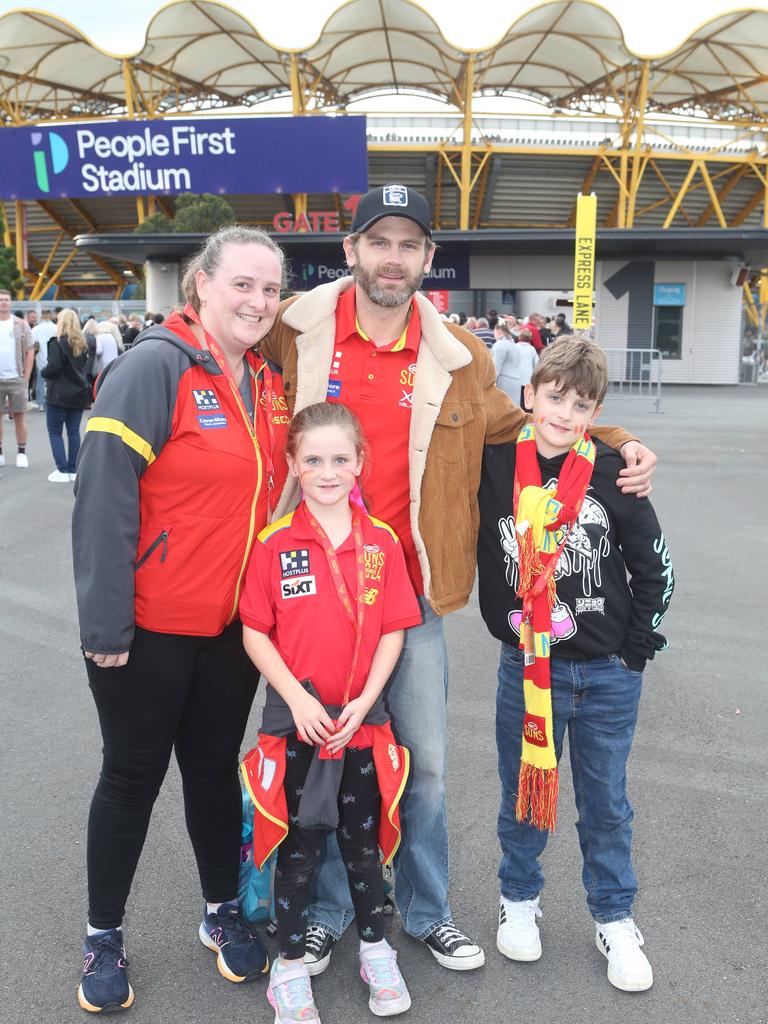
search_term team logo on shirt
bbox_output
[192,388,220,411]
[281,575,317,599]
[399,364,417,408]
[363,587,379,605]
[365,550,385,581]
[280,549,311,578]
[388,743,400,771]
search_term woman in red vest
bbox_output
[71,225,289,1014]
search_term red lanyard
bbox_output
[304,505,367,707]
[184,303,276,492]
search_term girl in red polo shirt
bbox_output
[240,402,421,1022]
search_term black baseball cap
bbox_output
[351,184,432,238]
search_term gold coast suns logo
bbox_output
[398,363,416,409]
[523,713,548,748]
[364,546,385,582]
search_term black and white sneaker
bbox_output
[304,923,336,976]
[422,921,485,970]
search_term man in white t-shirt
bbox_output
[0,288,35,467]
[31,310,58,410]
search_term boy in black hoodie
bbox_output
[477,336,674,993]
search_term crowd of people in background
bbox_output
[0,304,167,482]
[1,300,592,485]
[439,309,573,410]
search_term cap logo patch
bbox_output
[383,185,408,207]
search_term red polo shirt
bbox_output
[327,286,424,592]
[240,502,421,745]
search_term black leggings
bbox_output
[275,735,386,959]
[85,623,258,929]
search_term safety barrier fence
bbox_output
[601,348,662,412]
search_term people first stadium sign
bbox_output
[2,116,368,200]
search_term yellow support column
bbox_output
[625,62,650,228]
[459,56,475,231]
[123,59,136,118]
[290,54,308,225]
[15,200,26,298]
[2,202,12,247]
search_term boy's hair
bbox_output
[530,335,609,403]
[286,402,366,462]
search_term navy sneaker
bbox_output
[77,928,135,1013]
[199,902,269,982]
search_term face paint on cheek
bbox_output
[298,468,322,486]
[538,416,547,425]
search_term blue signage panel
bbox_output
[1,117,368,200]
[291,252,469,291]
[654,283,686,306]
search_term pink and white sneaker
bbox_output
[267,960,321,1023]
[360,942,411,1016]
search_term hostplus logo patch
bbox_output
[31,131,69,193]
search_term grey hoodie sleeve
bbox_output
[72,341,181,653]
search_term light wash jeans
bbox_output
[496,642,643,922]
[36,365,46,409]
[310,597,451,939]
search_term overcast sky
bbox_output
[1,0,763,58]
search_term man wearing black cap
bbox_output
[261,184,657,973]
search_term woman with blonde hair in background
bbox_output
[42,308,95,483]
[93,320,124,378]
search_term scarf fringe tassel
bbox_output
[516,763,558,832]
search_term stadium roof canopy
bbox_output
[2,0,768,121]
[2,1,768,299]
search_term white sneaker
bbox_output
[69,473,77,482]
[359,942,411,1016]
[0,452,4,466]
[596,918,653,991]
[48,469,71,483]
[496,896,542,961]
[16,452,29,468]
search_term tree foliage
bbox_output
[133,193,236,235]
[0,208,23,294]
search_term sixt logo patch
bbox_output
[31,131,69,193]
[280,549,310,578]
[523,713,548,748]
[383,184,408,207]
[192,388,220,410]
[281,575,316,599]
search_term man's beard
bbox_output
[351,261,424,308]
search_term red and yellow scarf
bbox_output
[513,424,596,831]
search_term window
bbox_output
[654,306,683,359]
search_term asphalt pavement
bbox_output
[1,385,766,1024]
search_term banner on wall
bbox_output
[572,193,597,329]
[291,252,470,291]
[0,117,369,200]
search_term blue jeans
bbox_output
[46,404,83,473]
[311,597,451,939]
[496,643,642,923]
[36,366,46,409]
